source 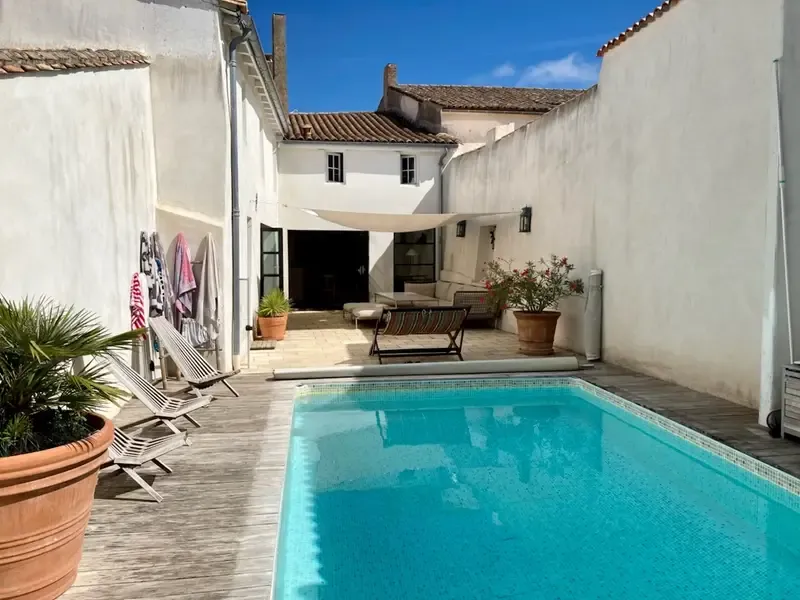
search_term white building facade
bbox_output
[273,112,456,308]
[0,0,286,370]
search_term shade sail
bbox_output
[290,207,518,233]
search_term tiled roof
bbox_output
[0,48,149,75]
[392,84,583,114]
[597,0,682,57]
[286,112,458,145]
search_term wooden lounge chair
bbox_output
[106,429,188,502]
[107,353,212,435]
[149,316,240,398]
[369,306,470,364]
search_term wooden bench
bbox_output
[369,306,470,364]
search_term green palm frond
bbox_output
[0,296,136,456]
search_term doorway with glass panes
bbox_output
[393,229,435,291]
[260,225,283,297]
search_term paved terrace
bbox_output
[63,364,800,599]
[247,310,526,373]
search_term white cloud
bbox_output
[491,63,516,78]
[517,53,599,86]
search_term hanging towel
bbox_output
[173,233,197,317]
[130,273,147,334]
[195,233,221,343]
[152,233,175,324]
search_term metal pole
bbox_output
[229,24,252,369]
[774,58,794,363]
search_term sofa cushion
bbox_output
[404,282,436,297]
[435,281,451,301]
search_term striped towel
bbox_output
[130,272,147,335]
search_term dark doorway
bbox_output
[288,230,369,309]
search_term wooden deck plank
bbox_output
[64,364,800,599]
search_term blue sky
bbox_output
[252,0,659,113]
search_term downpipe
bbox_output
[229,23,252,370]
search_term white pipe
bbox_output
[774,58,794,363]
[583,269,603,361]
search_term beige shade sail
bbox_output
[290,207,518,232]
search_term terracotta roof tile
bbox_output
[0,49,149,76]
[392,84,583,114]
[287,112,458,145]
[597,0,682,57]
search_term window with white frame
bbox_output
[401,155,416,185]
[326,152,344,183]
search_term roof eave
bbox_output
[220,9,289,137]
[281,139,459,148]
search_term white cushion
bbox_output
[404,282,436,297]
[343,302,386,312]
[352,306,386,319]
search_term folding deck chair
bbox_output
[149,316,240,398]
[106,429,188,502]
[107,353,212,435]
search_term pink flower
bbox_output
[561,256,568,265]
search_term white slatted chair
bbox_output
[149,316,240,397]
[108,353,212,435]
[106,429,188,502]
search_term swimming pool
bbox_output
[273,377,800,599]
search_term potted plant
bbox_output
[257,288,292,341]
[0,297,139,600]
[484,255,584,356]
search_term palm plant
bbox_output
[0,297,141,457]
[257,288,292,317]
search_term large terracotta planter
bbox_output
[514,310,561,356]
[258,314,288,341]
[0,414,113,600]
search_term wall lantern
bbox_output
[519,206,532,233]
[456,220,467,238]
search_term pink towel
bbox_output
[130,273,146,333]
[173,233,197,316]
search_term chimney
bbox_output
[383,63,397,99]
[301,124,313,140]
[272,14,288,112]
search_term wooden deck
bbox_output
[64,365,800,599]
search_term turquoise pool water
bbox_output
[274,380,800,599]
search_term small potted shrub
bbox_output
[0,297,139,599]
[257,288,292,341]
[485,255,584,356]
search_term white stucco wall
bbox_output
[443,0,783,410]
[0,0,286,371]
[278,144,446,292]
[441,111,539,144]
[0,67,157,334]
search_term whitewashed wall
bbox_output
[279,144,446,293]
[441,111,538,144]
[0,67,157,334]
[443,0,783,412]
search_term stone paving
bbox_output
[247,310,527,374]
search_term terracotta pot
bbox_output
[258,314,288,341]
[0,414,113,600]
[514,310,561,356]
